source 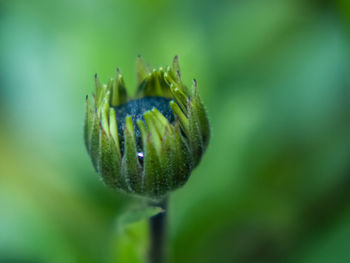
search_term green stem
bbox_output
[149,197,168,263]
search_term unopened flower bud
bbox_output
[84,56,210,199]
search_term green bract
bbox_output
[84,56,210,199]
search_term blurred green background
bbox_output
[1,0,350,262]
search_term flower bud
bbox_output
[84,56,210,199]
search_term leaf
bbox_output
[111,205,164,263]
[117,206,164,228]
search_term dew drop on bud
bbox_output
[137,152,144,165]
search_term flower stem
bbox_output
[149,196,168,263]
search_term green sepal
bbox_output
[95,74,108,109]
[136,119,148,193]
[157,67,173,98]
[159,128,174,192]
[151,108,171,129]
[109,108,121,157]
[90,110,101,172]
[164,66,177,85]
[170,84,188,114]
[94,74,102,105]
[136,55,151,85]
[152,69,163,96]
[170,101,189,137]
[171,56,190,96]
[191,83,210,149]
[106,108,125,189]
[138,119,165,199]
[144,134,164,198]
[121,116,142,193]
[136,74,151,97]
[144,111,162,154]
[99,124,120,188]
[172,122,191,188]
[172,55,181,81]
[100,94,110,132]
[136,71,162,98]
[188,99,204,166]
[84,96,93,153]
[110,136,126,190]
[150,108,173,139]
[111,69,128,106]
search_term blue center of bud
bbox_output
[114,96,174,153]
